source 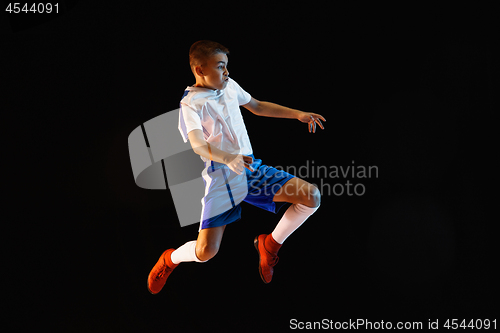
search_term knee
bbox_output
[302,185,321,208]
[195,242,220,262]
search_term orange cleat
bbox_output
[254,234,279,284]
[147,249,178,294]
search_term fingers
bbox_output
[234,165,244,175]
[309,121,316,133]
[227,158,243,175]
[244,162,254,172]
[317,114,326,122]
[243,155,253,164]
[308,115,325,133]
[236,161,254,173]
[237,159,245,174]
[309,116,317,133]
[316,118,324,129]
[311,113,326,122]
[229,155,254,174]
[243,155,254,172]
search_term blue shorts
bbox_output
[200,154,295,230]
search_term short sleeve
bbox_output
[230,79,252,105]
[178,103,203,143]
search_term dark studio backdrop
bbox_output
[3,2,497,332]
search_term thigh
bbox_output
[273,177,318,205]
[196,225,226,248]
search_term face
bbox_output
[196,53,229,90]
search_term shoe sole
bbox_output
[254,236,270,284]
[147,280,157,295]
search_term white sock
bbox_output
[170,240,206,264]
[271,203,319,244]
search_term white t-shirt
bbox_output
[178,78,253,162]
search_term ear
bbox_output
[194,65,204,77]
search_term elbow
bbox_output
[245,98,263,116]
[192,145,202,156]
[191,141,207,156]
[254,101,265,115]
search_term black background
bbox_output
[3,2,497,332]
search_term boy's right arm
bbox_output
[187,129,253,175]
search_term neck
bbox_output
[194,78,218,90]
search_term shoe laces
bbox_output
[267,251,279,267]
[154,260,169,281]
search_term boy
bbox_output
[148,40,326,294]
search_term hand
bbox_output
[225,154,254,175]
[297,112,326,133]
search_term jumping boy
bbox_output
[147,40,326,294]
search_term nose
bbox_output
[224,67,229,77]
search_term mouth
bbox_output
[224,77,229,82]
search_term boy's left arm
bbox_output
[243,97,326,133]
